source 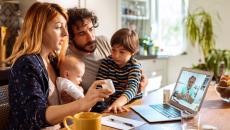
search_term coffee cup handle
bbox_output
[63,116,74,130]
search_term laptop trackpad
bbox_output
[131,105,169,122]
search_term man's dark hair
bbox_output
[189,76,196,80]
[67,8,99,40]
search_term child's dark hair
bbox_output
[111,28,139,54]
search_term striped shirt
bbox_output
[96,56,142,102]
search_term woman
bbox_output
[6,2,111,129]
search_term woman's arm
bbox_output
[9,56,112,128]
[46,80,112,124]
[9,56,51,128]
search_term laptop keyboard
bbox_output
[150,104,181,118]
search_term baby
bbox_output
[57,56,85,104]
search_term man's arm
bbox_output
[138,71,149,93]
[186,89,195,103]
[176,92,184,99]
[186,95,194,104]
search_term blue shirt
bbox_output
[8,54,51,130]
[180,84,196,99]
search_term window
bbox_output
[152,0,188,56]
[121,0,189,56]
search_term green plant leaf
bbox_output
[185,9,216,57]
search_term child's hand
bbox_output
[104,95,129,113]
[104,101,129,114]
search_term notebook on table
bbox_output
[130,67,213,123]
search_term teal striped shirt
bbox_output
[96,56,142,102]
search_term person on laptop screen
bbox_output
[130,68,213,123]
[175,76,196,104]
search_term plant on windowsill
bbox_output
[185,9,230,81]
[139,37,154,56]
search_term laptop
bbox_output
[130,67,213,123]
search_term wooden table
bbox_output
[62,84,230,130]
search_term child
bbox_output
[92,28,142,113]
[57,56,85,104]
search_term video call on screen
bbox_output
[171,70,211,111]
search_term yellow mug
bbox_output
[63,112,101,130]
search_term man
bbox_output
[176,76,196,104]
[66,8,148,101]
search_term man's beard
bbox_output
[72,40,97,53]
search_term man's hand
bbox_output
[60,90,76,104]
[176,93,183,99]
[138,70,149,94]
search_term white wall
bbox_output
[168,0,230,84]
[190,0,230,49]
[39,0,78,8]
[19,0,36,17]
[86,0,118,39]
[19,0,118,39]
[19,0,78,17]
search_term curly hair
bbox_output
[67,8,98,40]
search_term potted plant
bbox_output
[185,9,217,58]
[193,49,230,81]
[184,9,230,81]
[139,37,154,56]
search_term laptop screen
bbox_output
[170,68,213,112]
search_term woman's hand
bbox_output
[80,80,112,111]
